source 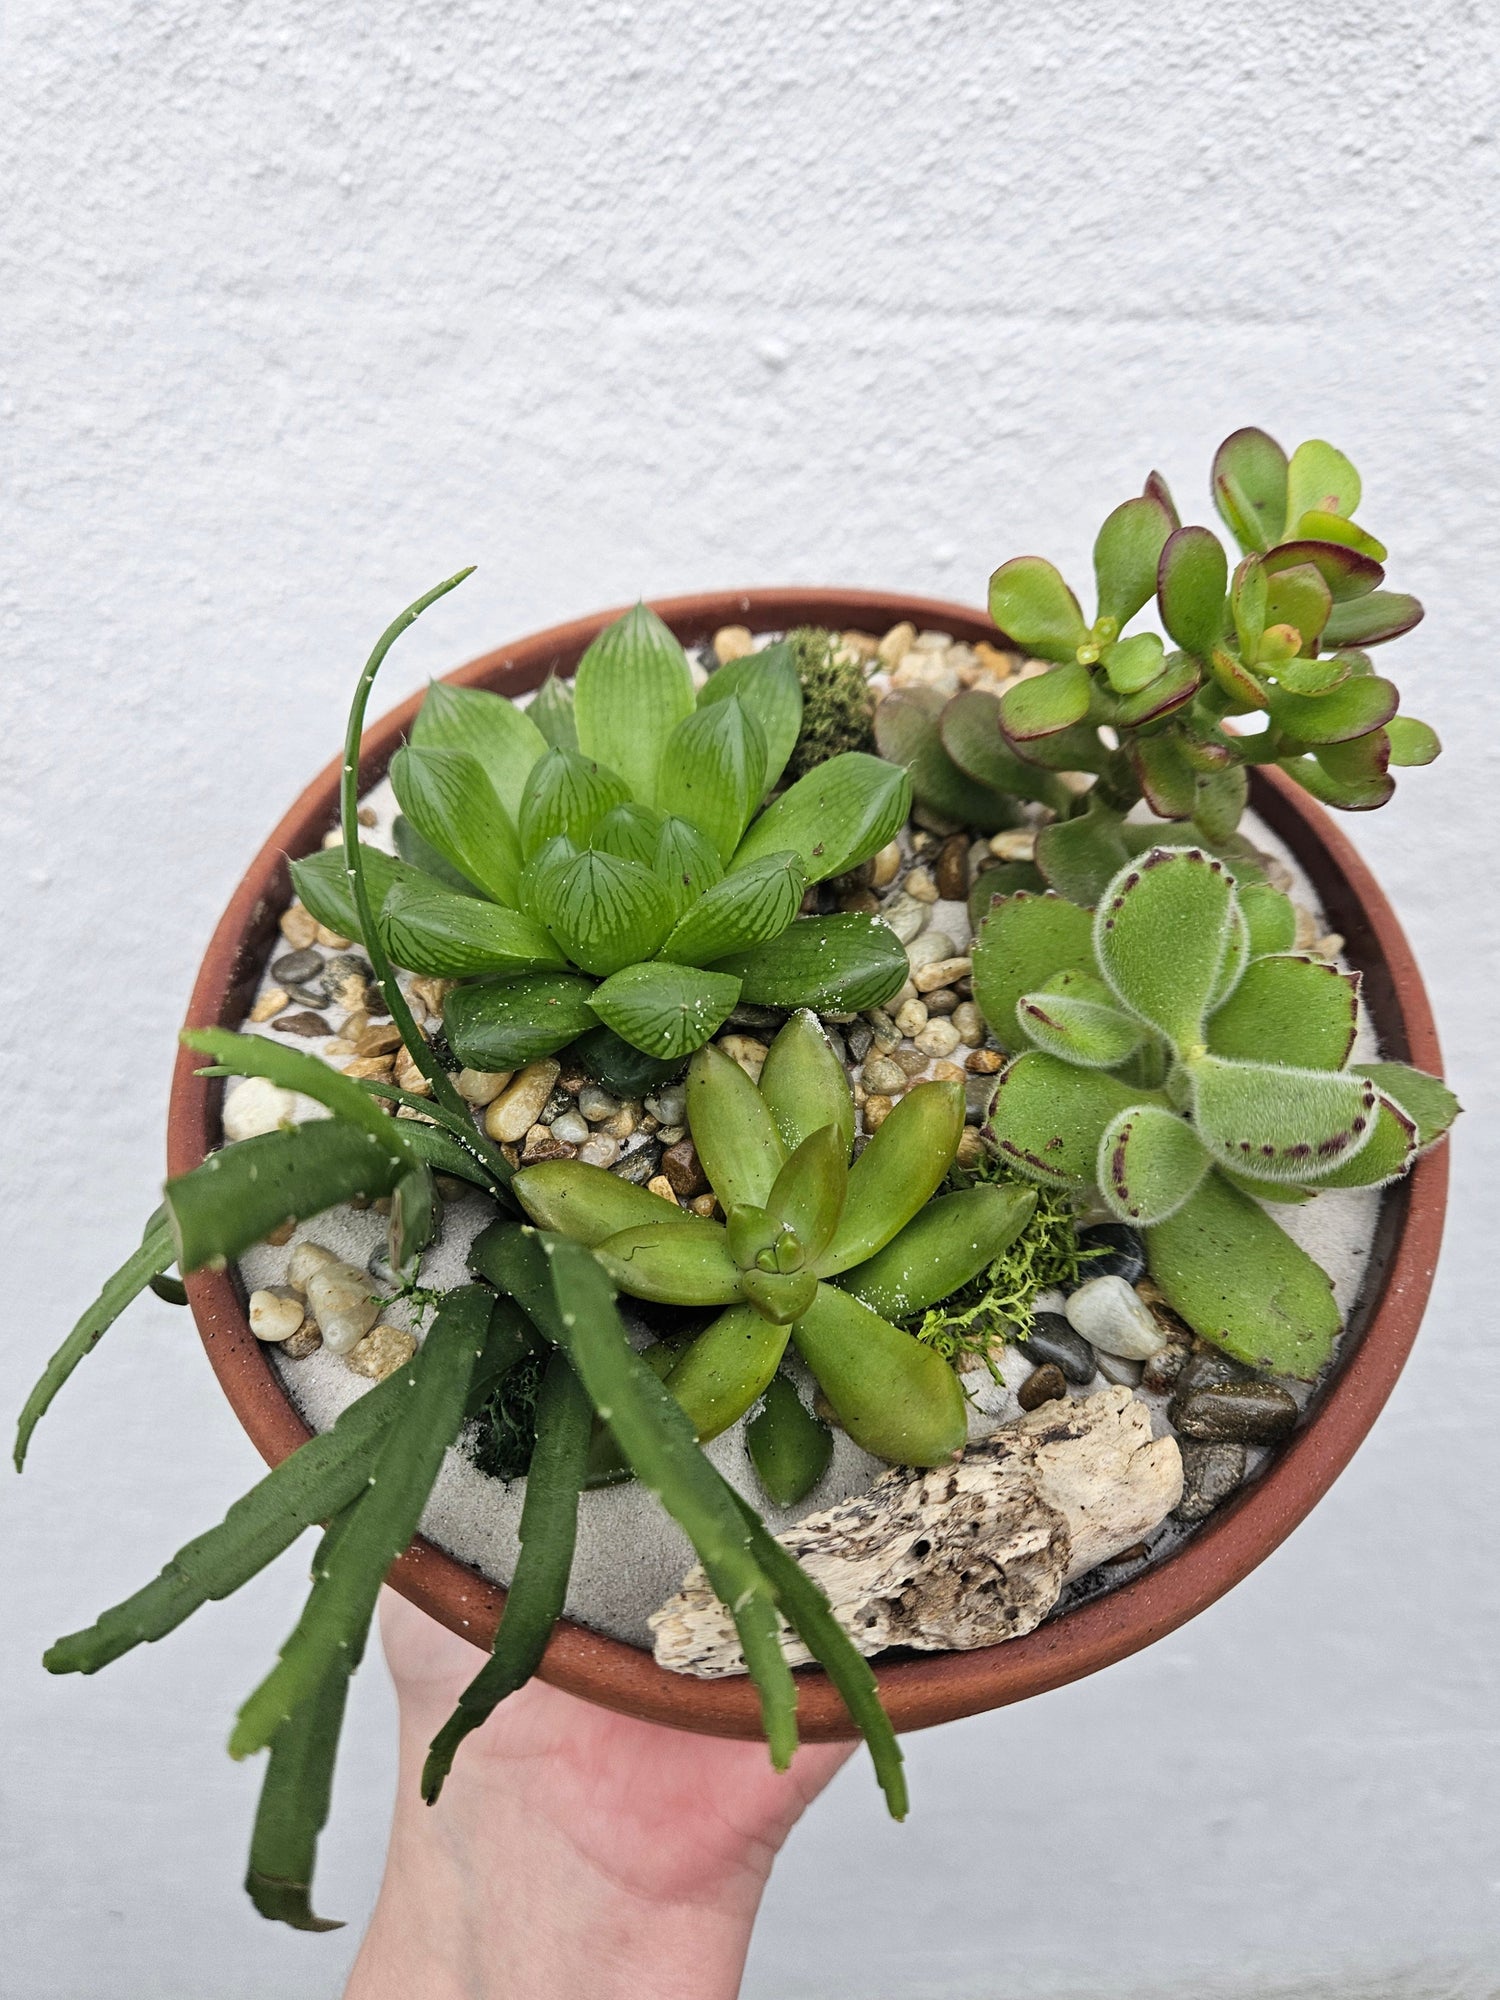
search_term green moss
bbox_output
[469,1347,546,1482]
[784,627,877,782]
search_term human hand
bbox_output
[345,1589,853,2000]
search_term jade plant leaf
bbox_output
[528,674,579,752]
[1110,650,1202,728]
[517,749,633,860]
[1231,555,1268,659]
[1000,719,1110,775]
[1386,717,1441,767]
[816,1080,964,1275]
[987,556,1089,662]
[1279,730,1395,811]
[1094,494,1175,627]
[165,1122,407,1273]
[572,603,696,807]
[873,689,1020,834]
[664,1305,791,1444]
[1207,954,1358,1069]
[697,645,804,794]
[758,1010,856,1159]
[838,1182,1036,1321]
[1266,675,1398,746]
[971,892,1095,1049]
[587,961,742,1059]
[1145,1169,1339,1376]
[687,1042,786,1210]
[986,1050,1147,1188]
[938,688,1071,810]
[380,880,568,979]
[549,849,676,976]
[244,1658,350,1930]
[1157,527,1229,657]
[657,695,769,864]
[442,973,600,1070]
[743,1378,832,1508]
[411,681,547,812]
[511,1159,716,1245]
[1263,562,1333,651]
[1095,848,1237,1050]
[709,914,908,1014]
[1212,427,1288,552]
[1129,733,1198,820]
[653,814,725,918]
[1322,590,1423,648]
[289,843,434,948]
[1016,971,1148,1068]
[389,745,523,906]
[1262,539,1383,603]
[1102,630,1167,696]
[1192,764,1251,844]
[1189,1054,1379,1182]
[1296,510,1386,559]
[1097,1103,1208,1226]
[1352,1061,1459,1150]
[657,852,806,965]
[998,660,1093,741]
[791,1284,966,1466]
[1285,438,1360,527]
[731,753,910,884]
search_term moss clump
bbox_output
[469,1346,546,1482]
[784,627,877,782]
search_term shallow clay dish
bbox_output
[168,588,1449,1741]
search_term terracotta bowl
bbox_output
[170,588,1449,1741]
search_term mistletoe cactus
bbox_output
[510,1010,1036,1487]
[289,603,911,1072]
[972,847,1457,1376]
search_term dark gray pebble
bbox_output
[1174,1349,1251,1398]
[965,1076,998,1125]
[1170,1382,1299,1444]
[1018,1362,1068,1410]
[284,980,330,1006]
[1141,1341,1191,1395]
[726,1003,785,1031]
[612,1141,664,1186]
[1075,1222,1146,1285]
[272,948,325,986]
[1019,1313,1096,1385]
[273,1010,331,1037]
[1094,1350,1143,1387]
[1174,1441,1248,1522]
[846,1022,874,1062]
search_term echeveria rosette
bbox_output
[290,604,912,1067]
[971,848,1457,1377]
[510,1011,1037,1489]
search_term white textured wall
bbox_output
[4,1,1497,1994]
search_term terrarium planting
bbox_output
[16,426,1457,1935]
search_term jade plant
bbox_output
[511,1012,1036,1491]
[972,846,1457,1376]
[288,602,910,1079]
[876,429,1442,911]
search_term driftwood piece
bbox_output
[650,1387,1182,1678]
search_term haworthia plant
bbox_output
[971,847,1457,1374]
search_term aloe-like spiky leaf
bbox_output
[421,1350,592,1801]
[971,891,1095,1047]
[653,814,725,919]
[380,880,568,979]
[389,745,523,906]
[1267,674,1398,747]
[1016,971,1148,1068]
[1212,428,1288,552]
[510,1159,713,1244]
[587,961,742,1059]
[664,1305,791,1443]
[657,852,805,966]
[757,1010,856,1159]
[743,1379,832,1509]
[517,748,634,861]
[710,913,908,1014]
[245,1654,351,1930]
[442,973,600,1071]
[1321,590,1424,649]
[697,643,804,794]
[873,688,1020,834]
[1189,1054,1378,1183]
[1102,630,1167,696]
[938,688,1071,811]
[166,1123,406,1274]
[816,1081,964,1275]
[1094,848,1236,1050]
[656,695,769,864]
[1307,1094,1418,1189]
[998,660,1093,741]
[731,752,910,884]
[1352,1062,1459,1150]
[1262,539,1383,603]
[988,555,1089,662]
[687,1042,786,1210]
[1207,953,1358,1069]
[1157,526,1229,657]
[986,1049,1148,1187]
[838,1182,1036,1320]
[590,801,667,869]
[1097,1103,1208,1226]
[1129,732,1198,819]
[229,1286,492,1759]
[1285,438,1360,527]
[550,849,676,976]
[766,1125,847,1263]
[573,604,696,807]
[528,674,579,752]
[1385,717,1441,767]
[412,681,547,813]
[791,1284,966,1466]
[289,844,436,948]
[183,1027,418,1161]
[1094,494,1175,627]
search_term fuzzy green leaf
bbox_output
[698,645,804,794]
[971,891,1096,1049]
[1097,1104,1208,1226]
[517,748,633,861]
[839,1182,1036,1320]
[528,675,579,752]
[1212,428,1288,552]
[658,852,805,966]
[998,661,1093,742]
[1095,848,1237,1050]
[757,1011,856,1159]
[1207,953,1358,1069]
[988,556,1089,662]
[288,844,435,949]
[166,1123,406,1274]
[550,849,676,976]
[389,745,522,906]
[731,752,911,884]
[986,1050,1148,1188]
[657,695,769,864]
[1031,801,1132,909]
[244,1656,351,1931]
[687,1042,786,1210]
[1267,674,1398,747]
[873,688,1020,834]
[791,1284,966,1466]
[1146,1170,1338,1374]
[442,973,600,1070]
[1157,527,1229,658]
[1307,1095,1418,1189]
[1285,439,1360,527]
[380,880,568,979]
[587,961,742,1059]
[1352,1062,1459,1150]
[817,1081,964,1276]
[664,1306,791,1444]
[1239,881,1298,957]
[710,914,908,1014]
[938,688,1071,810]
[1094,495,1175,628]
[1016,970,1147,1068]
[1321,590,1424,649]
[573,604,696,807]
[1385,717,1441,767]
[1189,1054,1378,1183]
[412,681,547,813]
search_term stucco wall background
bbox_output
[3,1,1498,1994]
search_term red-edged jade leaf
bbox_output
[1285,439,1360,528]
[874,688,1019,833]
[1212,428,1288,553]
[1262,539,1383,603]
[1157,526,1229,657]
[1321,590,1423,649]
[988,556,1089,663]
[1093,496,1174,628]
[938,688,1070,810]
[998,661,1094,742]
[1267,674,1398,746]
[1386,716,1441,767]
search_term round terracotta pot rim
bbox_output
[169,585,1449,1742]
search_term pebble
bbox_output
[930,1060,967,1084]
[955,1126,986,1168]
[915,1018,963,1059]
[1019,1312,1097,1385]
[393,1048,432,1096]
[689,1192,719,1217]
[661,1137,709,1197]
[647,1175,681,1205]
[1174,1441,1248,1523]
[1018,1362,1068,1410]
[861,1056,907,1096]
[249,987,289,1023]
[864,1094,894,1130]
[713,625,754,663]
[248,1287,308,1344]
[341,1054,395,1080]
[846,1021,874,1062]
[272,947,324,987]
[645,1083,688,1127]
[1065,1275,1168,1358]
[1076,1223,1147,1285]
[1174,1349,1250,1397]
[966,1046,1003,1074]
[356,1021,405,1057]
[304,1259,381,1354]
[522,1124,575,1163]
[456,1068,515,1106]
[894,998,928,1038]
[877,621,916,665]
[965,1075,998,1123]
[905,865,939,903]
[578,1133,621,1169]
[989,829,1037,862]
[924,987,958,1016]
[1094,1350,1144,1387]
[550,1109,590,1146]
[717,1034,768,1079]
[936,834,971,902]
[1170,1382,1299,1445]
[346,1324,418,1382]
[613,1141,663,1185]
[578,1084,622,1123]
[223,1076,299,1142]
[314,924,351,949]
[287,1241,337,1286]
[865,1006,901,1052]
[1141,1339,1192,1395]
[871,840,902,889]
[726,1002,785,1031]
[278,904,319,950]
[655,1125,686,1146]
[952,1002,984,1046]
[914,956,972,993]
[602,1104,640,1140]
[839,888,880,915]
[879,892,930,945]
[274,1010,332,1037]
[892,1045,930,1077]
[281,1321,322,1360]
[485,1059,562,1143]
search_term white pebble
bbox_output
[915,1018,963,1059]
[578,1133,621,1168]
[223,1075,299,1142]
[305,1262,381,1354]
[551,1110,590,1146]
[894,998,929,1037]
[287,1240,339,1288]
[914,955,972,994]
[248,1288,307,1343]
[952,1001,984,1046]
[907,930,957,973]
[905,866,939,903]
[456,1068,514,1105]
[1065,1275,1167,1359]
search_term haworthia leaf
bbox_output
[817,1080,964,1275]
[389,744,523,906]
[442,973,600,1071]
[289,843,435,948]
[564,1022,685,1098]
[1352,1061,1459,1150]
[244,1649,351,1930]
[698,644,804,794]
[998,660,1093,741]
[730,752,910,884]
[1095,848,1237,1051]
[393,813,484,897]
[970,892,1096,1048]
[166,1122,407,1274]
[1145,1169,1339,1376]
[1097,1103,1209,1226]
[573,604,697,807]
[873,688,1020,835]
[938,688,1071,811]
[791,1283,966,1465]
[587,961,742,1059]
[527,674,579,752]
[549,848,676,976]
[412,680,547,815]
[1211,428,1288,552]
[657,695,769,864]
[757,1010,856,1159]
[839,1182,1036,1320]
[1206,953,1358,1069]
[380,879,568,979]
[1189,1053,1378,1183]
[708,913,908,1014]
[229,1286,491,1759]
[987,555,1089,662]
[421,1350,592,1801]
[657,851,806,966]
[1016,971,1147,1069]
[510,1158,717,1245]
[1094,494,1175,627]
[1285,438,1361,528]
[687,1042,786,1210]
[653,815,725,919]
[986,1050,1151,1188]
[1156,526,1229,658]
[515,831,580,929]
[516,748,633,861]
[590,800,666,870]
[15,1209,176,1470]
[1321,590,1424,649]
